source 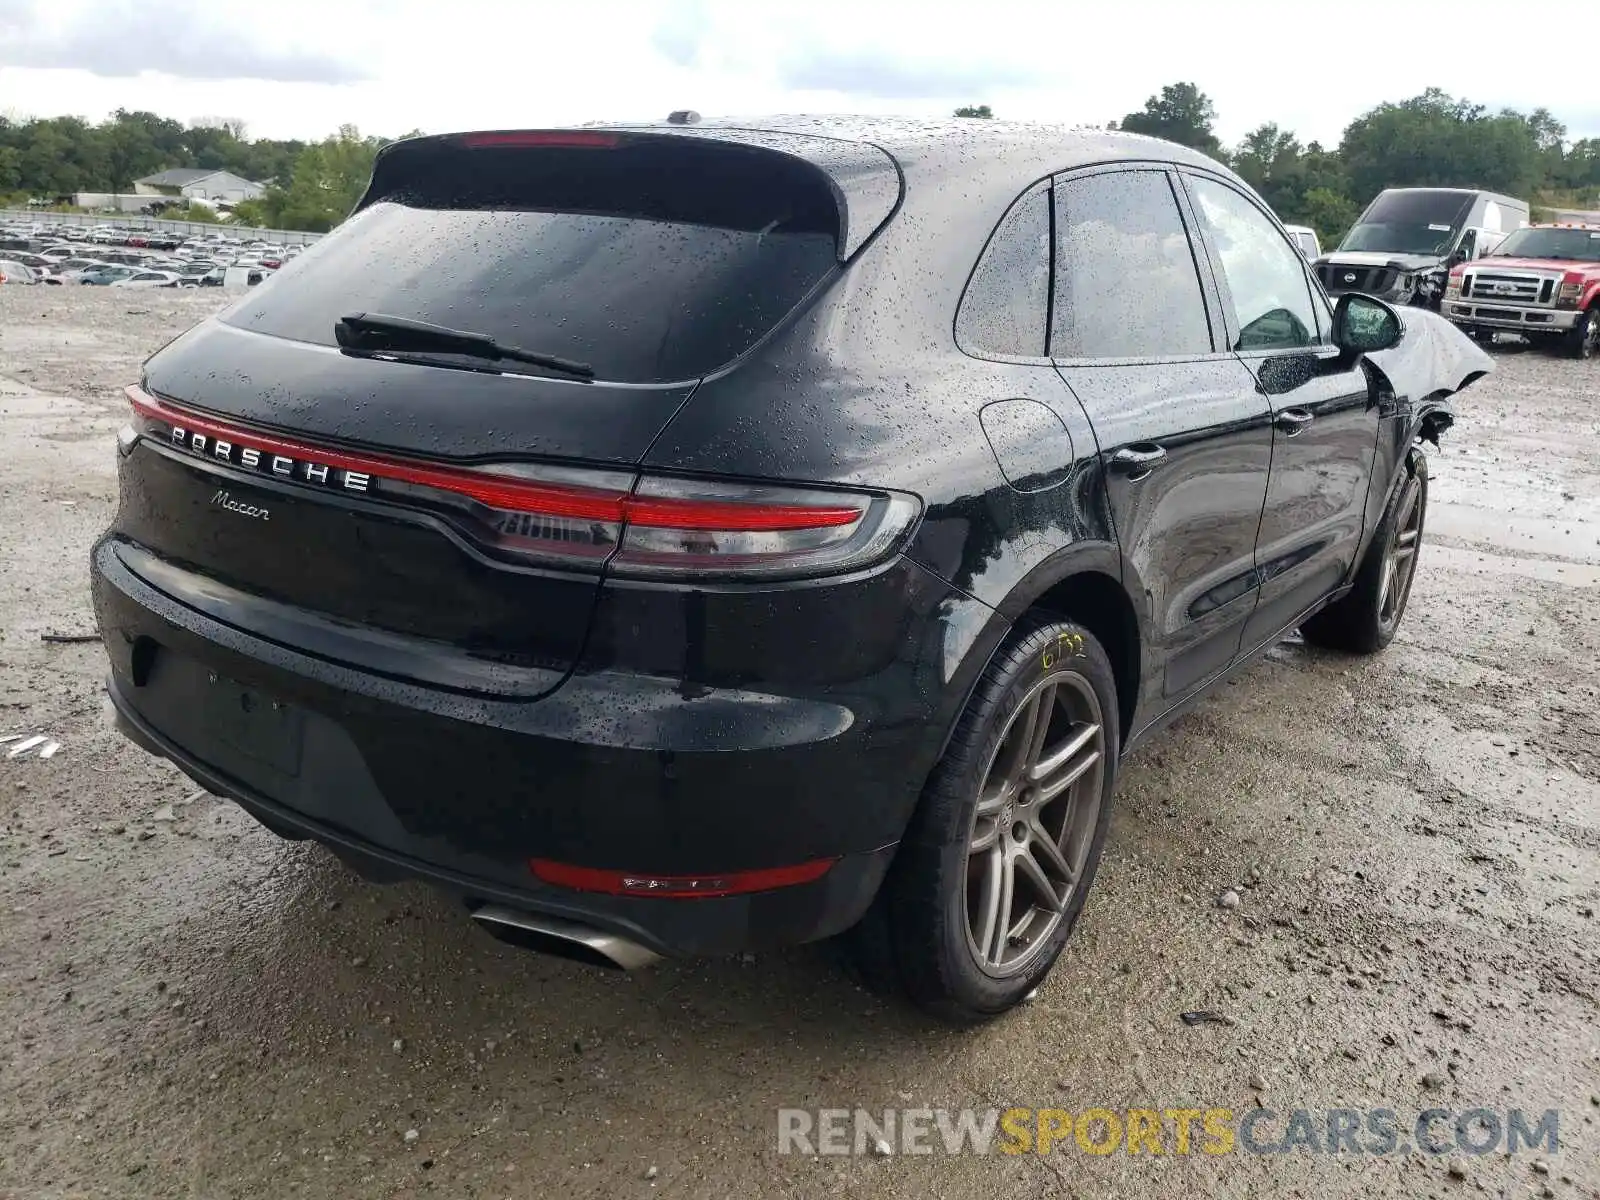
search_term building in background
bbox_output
[133,169,266,204]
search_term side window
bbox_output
[1052,170,1212,359]
[1456,229,1478,259]
[956,187,1050,358]
[1187,176,1319,352]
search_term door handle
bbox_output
[1108,443,1168,479]
[1275,408,1315,436]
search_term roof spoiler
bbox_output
[356,127,903,262]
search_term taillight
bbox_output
[124,386,919,580]
[610,475,919,580]
[530,857,835,897]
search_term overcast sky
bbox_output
[2,0,1596,149]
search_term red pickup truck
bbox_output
[1443,222,1600,358]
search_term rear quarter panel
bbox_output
[639,178,1123,777]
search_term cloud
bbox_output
[0,0,367,84]
[650,0,710,69]
[776,45,1046,101]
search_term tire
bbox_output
[1302,450,1428,654]
[1563,308,1598,360]
[849,616,1119,1024]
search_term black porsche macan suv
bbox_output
[93,118,1490,1022]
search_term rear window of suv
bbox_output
[221,138,842,384]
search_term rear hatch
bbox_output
[117,128,897,694]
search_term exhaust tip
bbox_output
[471,905,662,971]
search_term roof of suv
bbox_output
[611,113,1226,189]
[368,116,1231,268]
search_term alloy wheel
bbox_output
[1379,473,1424,627]
[964,671,1105,976]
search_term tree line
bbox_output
[6,87,1599,239]
[957,83,1600,244]
[0,109,398,231]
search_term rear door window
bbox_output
[222,139,843,384]
[956,186,1051,358]
[1051,170,1214,360]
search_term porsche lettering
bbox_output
[168,425,370,492]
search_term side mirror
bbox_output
[1333,293,1402,354]
[1448,247,1470,266]
[1257,351,1320,395]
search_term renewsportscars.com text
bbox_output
[777,1106,1561,1158]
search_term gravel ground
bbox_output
[1,287,1597,1199]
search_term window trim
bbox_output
[953,176,1056,366]
[1176,167,1331,361]
[1046,162,1230,368]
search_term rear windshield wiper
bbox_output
[334,312,595,380]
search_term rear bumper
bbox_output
[90,538,968,957]
[1443,302,1579,333]
[106,676,894,957]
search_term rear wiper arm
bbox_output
[334,312,595,379]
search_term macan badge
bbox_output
[210,489,270,520]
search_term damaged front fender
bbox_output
[1363,306,1492,445]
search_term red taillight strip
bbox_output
[529,857,836,898]
[626,496,860,530]
[460,131,621,149]
[127,386,865,531]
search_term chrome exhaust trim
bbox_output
[471,905,663,971]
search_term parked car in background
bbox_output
[220,265,265,287]
[1443,221,1600,358]
[109,270,181,289]
[53,257,110,280]
[1284,224,1321,260]
[78,265,138,285]
[172,262,220,286]
[9,252,61,275]
[0,259,40,284]
[1314,188,1529,309]
[93,118,1492,1022]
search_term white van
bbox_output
[1284,224,1321,260]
